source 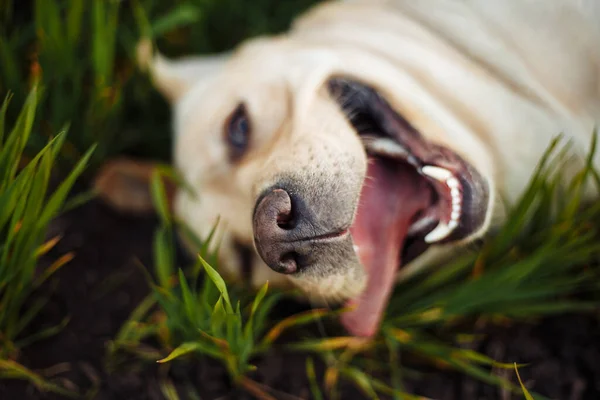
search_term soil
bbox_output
[1,198,599,400]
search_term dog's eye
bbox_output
[225,103,251,161]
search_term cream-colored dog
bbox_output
[96,0,600,337]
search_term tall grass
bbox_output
[1,1,122,168]
[0,88,94,394]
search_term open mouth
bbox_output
[327,77,489,336]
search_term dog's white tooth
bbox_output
[424,222,453,243]
[450,187,461,199]
[353,244,360,254]
[451,210,460,221]
[425,216,461,243]
[446,177,460,189]
[421,165,453,182]
[452,203,461,213]
[366,137,409,158]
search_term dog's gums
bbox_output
[327,78,489,336]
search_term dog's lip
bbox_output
[285,227,350,244]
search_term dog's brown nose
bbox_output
[252,189,300,274]
[253,181,358,276]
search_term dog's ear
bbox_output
[137,39,230,103]
[93,158,177,215]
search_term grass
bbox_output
[1,0,599,398]
[107,136,600,399]
[0,87,94,395]
[147,169,276,382]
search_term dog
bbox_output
[95,0,600,337]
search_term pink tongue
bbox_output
[341,159,430,337]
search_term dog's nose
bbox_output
[253,180,358,276]
[252,189,301,274]
[254,186,350,275]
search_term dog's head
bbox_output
[134,36,496,336]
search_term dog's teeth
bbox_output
[353,244,360,254]
[446,176,460,189]
[450,187,461,199]
[422,167,462,199]
[424,221,456,243]
[421,165,452,182]
[365,137,410,158]
[421,166,462,244]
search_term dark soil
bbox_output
[1,199,599,400]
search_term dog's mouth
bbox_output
[327,77,489,336]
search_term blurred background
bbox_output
[0,0,320,172]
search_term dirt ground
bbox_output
[1,198,599,400]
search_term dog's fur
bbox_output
[97,0,600,317]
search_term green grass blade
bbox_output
[244,281,269,340]
[0,359,76,397]
[261,308,334,348]
[151,4,201,37]
[66,0,84,47]
[0,92,10,144]
[0,86,38,185]
[199,255,233,314]
[157,342,202,364]
[15,316,69,349]
[306,357,324,400]
[112,294,157,346]
[151,169,171,226]
[514,363,534,400]
[153,226,175,289]
[340,367,380,400]
[37,144,96,227]
[159,378,181,400]
[178,269,198,324]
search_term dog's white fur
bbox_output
[135,0,600,296]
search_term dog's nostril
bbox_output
[255,188,296,230]
[276,208,295,230]
[278,252,299,274]
[253,187,305,274]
